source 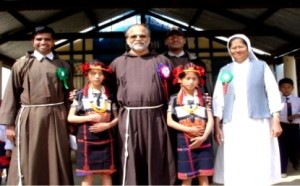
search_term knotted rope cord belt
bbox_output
[16,102,64,186]
[121,104,163,186]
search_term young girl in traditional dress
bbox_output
[167,63,214,186]
[68,60,118,186]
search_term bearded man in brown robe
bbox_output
[110,24,176,185]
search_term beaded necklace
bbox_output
[90,86,108,113]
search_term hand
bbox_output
[68,89,77,101]
[89,113,110,123]
[189,136,206,149]
[289,114,299,122]
[204,93,212,107]
[271,115,282,137]
[214,127,224,145]
[6,150,12,158]
[89,123,110,133]
[187,126,205,137]
[6,125,16,145]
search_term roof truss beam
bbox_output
[8,10,33,27]
[188,9,204,29]
[0,10,82,45]
[207,8,300,57]
[55,11,139,49]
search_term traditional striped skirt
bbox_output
[75,124,116,176]
[177,132,214,180]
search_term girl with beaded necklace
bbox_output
[167,63,214,186]
[68,60,118,186]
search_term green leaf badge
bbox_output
[219,71,233,83]
[219,71,233,94]
[56,67,69,89]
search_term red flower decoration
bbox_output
[196,66,205,77]
[106,66,113,73]
[81,62,90,76]
[172,66,184,85]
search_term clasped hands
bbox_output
[187,126,206,149]
[88,113,111,133]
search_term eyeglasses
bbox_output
[127,34,148,39]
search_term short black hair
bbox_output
[31,25,55,39]
[279,77,294,87]
[165,27,185,39]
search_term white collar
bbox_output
[182,90,199,105]
[168,51,185,57]
[233,58,250,65]
[33,50,54,61]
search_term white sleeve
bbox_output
[0,125,6,142]
[213,74,224,119]
[4,138,13,150]
[264,65,283,113]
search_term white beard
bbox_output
[128,40,150,51]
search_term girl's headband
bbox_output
[172,63,205,85]
[81,61,112,76]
